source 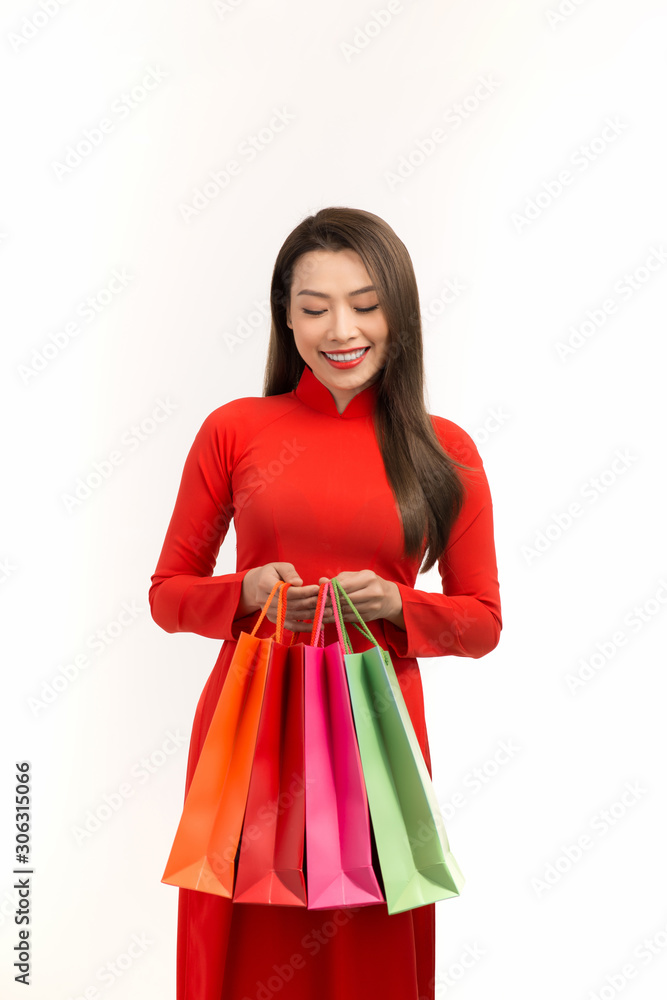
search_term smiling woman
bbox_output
[149,206,502,1000]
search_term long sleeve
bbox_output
[383,420,502,660]
[148,406,250,640]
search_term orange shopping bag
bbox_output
[161,580,294,897]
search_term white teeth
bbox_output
[323,348,367,361]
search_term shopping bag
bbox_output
[304,582,384,909]
[330,577,465,915]
[161,580,292,897]
[233,635,307,906]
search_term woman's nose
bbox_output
[329,307,360,341]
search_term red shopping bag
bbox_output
[233,634,306,906]
[161,580,292,897]
[304,582,384,909]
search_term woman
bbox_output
[149,206,502,1000]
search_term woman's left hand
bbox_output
[317,569,405,629]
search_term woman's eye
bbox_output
[302,305,379,316]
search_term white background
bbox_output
[2,0,667,997]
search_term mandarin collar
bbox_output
[294,365,379,419]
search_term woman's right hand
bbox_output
[238,563,321,633]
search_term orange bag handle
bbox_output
[249,580,297,646]
[274,582,289,644]
[249,579,282,636]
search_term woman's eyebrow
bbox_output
[295,285,376,299]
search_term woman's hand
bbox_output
[238,563,321,633]
[318,570,405,629]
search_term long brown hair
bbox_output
[262,207,476,574]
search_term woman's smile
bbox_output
[320,346,371,368]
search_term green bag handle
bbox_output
[330,577,386,656]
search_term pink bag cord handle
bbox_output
[309,582,329,647]
[310,580,349,651]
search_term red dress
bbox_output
[149,364,502,1000]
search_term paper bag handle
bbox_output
[329,577,385,655]
[249,579,295,644]
[308,581,330,647]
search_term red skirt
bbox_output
[174,640,436,1000]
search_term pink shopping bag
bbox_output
[304,581,384,909]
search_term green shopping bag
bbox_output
[330,577,465,915]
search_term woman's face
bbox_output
[285,248,389,411]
